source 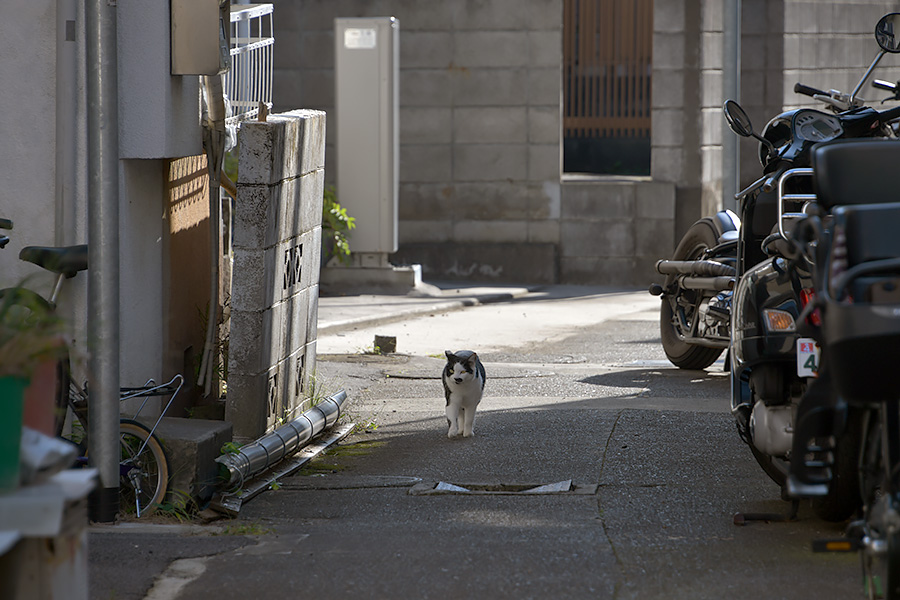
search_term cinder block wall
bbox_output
[734,1,900,191]
[275,0,563,284]
[227,110,325,441]
[781,0,900,108]
[274,0,896,286]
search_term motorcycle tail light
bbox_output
[829,223,848,297]
[762,308,796,332]
[799,288,822,326]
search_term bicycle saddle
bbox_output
[19,245,88,277]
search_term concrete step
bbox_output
[148,417,232,504]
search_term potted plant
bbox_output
[0,286,68,491]
[322,186,356,266]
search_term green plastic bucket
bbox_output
[0,376,27,492]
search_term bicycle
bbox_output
[1,217,181,517]
[67,374,183,517]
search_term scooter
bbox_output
[651,12,900,520]
[787,136,900,600]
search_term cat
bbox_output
[442,350,486,438]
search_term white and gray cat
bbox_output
[442,350,486,438]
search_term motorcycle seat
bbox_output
[812,139,900,209]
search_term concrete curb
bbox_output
[317,287,537,336]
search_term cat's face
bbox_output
[444,351,478,385]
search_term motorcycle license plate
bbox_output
[797,338,820,377]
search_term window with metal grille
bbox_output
[563,0,652,175]
[226,3,274,125]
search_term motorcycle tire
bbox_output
[888,528,900,600]
[810,406,864,522]
[659,218,726,370]
[747,440,787,488]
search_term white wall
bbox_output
[0,0,59,288]
[1,0,207,388]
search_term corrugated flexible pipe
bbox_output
[216,390,348,489]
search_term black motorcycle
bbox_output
[651,13,900,520]
[787,137,900,600]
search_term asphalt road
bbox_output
[89,287,861,599]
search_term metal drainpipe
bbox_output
[198,74,227,396]
[85,0,120,522]
[216,391,348,488]
[55,0,77,248]
[722,0,741,213]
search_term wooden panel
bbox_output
[563,0,653,139]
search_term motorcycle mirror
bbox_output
[723,99,778,160]
[875,13,900,53]
[723,99,754,137]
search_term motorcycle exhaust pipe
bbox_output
[681,276,734,291]
[655,259,736,277]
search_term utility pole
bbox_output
[85,0,120,522]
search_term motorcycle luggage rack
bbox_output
[777,168,816,241]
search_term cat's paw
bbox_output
[447,427,460,438]
[462,429,475,438]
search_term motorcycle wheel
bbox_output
[747,441,787,488]
[888,528,900,600]
[659,218,725,370]
[810,406,865,522]
[747,404,865,520]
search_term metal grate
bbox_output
[225,3,274,125]
[563,0,652,139]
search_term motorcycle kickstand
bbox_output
[732,499,800,526]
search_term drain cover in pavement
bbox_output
[409,479,598,495]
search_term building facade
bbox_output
[274,0,900,286]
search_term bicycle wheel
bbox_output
[53,356,72,437]
[118,419,169,517]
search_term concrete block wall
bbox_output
[275,0,563,284]
[272,0,897,287]
[782,0,900,109]
[226,110,325,442]
[650,0,712,240]
[734,1,900,191]
[559,179,675,285]
[733,0,785,189]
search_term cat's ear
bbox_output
[445,350,454,361]
[466,352,478,365]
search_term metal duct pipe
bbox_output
[217,391,348,488]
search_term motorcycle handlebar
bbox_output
[877,104,900,123]
[794,82,828,98]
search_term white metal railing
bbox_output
[225,3,274,124]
